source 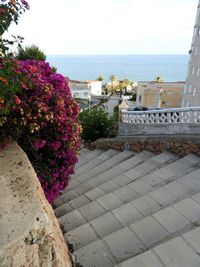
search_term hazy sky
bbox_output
[7,0,198,55]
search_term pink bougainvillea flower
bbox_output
[21,0,30,9]
[14,95,21,105]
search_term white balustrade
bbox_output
[121,107,200,124]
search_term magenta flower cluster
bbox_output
[2,59,81,203]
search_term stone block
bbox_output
[85,188,105,200]
[64,223,98,250]
[153,206,190,234]
[112,174,132,187]
[113,186,139,202]
[74,240,116,267]
[97,193,123,211]
[78,201,105,221]
[54,202,73,218]
[149,188,178,207]
[58,210,86,232]
[90,212,122,237]
[100,181,120,194]
[130,216,169,247]
[153,237,200,267]
[104,228,145,262]
[131,195,161,216]
[128,180,152,194]
[112,203,143,226]
[117,250,164,267]
[173,198,200,222]
[183,227,200,253]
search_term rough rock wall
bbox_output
[0,142,72,267]
[85,136,200,156]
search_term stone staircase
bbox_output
[54,148,200,267]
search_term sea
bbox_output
[46,55,189,83]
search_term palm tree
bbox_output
[110,74,118,82]
[155,76,163,83]
[97,75,104,81]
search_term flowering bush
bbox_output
[0,59,81,203]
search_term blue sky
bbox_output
[7,0,198,55]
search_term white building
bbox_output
[69,80,102,99]
[182,0,200,107]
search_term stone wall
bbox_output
[118,122,200,137]
[86,136,200,157]
[0,142,72,267]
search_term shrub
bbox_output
[16,45,46,61]
[129,93,137,101]
[79,106,116,142]
[0,59,81,203]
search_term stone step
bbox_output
[71,192,200,267]
[83,151,178,190]
[76,149,103,169]
[54,151,182,211]
[54,150,135,207]
[58,167,200,247]
[117,224,200,267]
[75,150,155,185]
[79,148,91,156]
[73,149,135,183]
[73,149,118,178]
[57,165,200,239]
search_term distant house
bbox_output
[68,79,102,99]
[136,81,185,108]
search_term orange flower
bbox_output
[0,77,9,85]
[0,97,4,104]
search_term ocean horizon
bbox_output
[46,55,189,83]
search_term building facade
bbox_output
[69,80,102,99]
[136,81,185,108]
[182,0,200,107]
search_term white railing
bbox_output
[121,107,200,124]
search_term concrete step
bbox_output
[71,192,200,267]
[54,150,135,207]
[54,148,200,267]
[57,164,200,236]
[55,154,200,217]
[74,149,118,178]
[117,223,200,267]
[73,149,135,183]
[76,149,103,169]
[84,151,178,190]
[54,151,180,210]
[76,150,155,186]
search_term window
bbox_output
[194,47,198,55]
[83,92,88,96]
[189,84,192,93]
[193,88,196,96]
[162,101,166,105]
[186,101,189,107]
[194,27,197,36]
[138,95,142,103]
[73,93,79,98]
[192,66,195,74]
[197,67,200,77]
